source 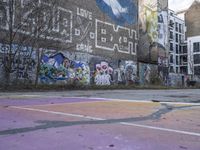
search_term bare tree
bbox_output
[0,0,61,87]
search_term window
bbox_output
[194,54,200,64]
[179,45,182,53]
[194,66,200,75]
[193,42,200,52]
[176,44,179,54]
[170,43,173,51]
[179,34,181,42]
[169,20,174,27]
[175,23,178,31]
[170,55,173,63]
[176,34,178,42]
[176,67,179,73]
[170,31,173,39]
[183,45,187,53]
[176,56,179,65]
[179,24,182,33]
[170,66,174,73]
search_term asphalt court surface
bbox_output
[0,96,200,150]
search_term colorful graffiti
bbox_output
[138,0,158,62]
[40,52,90,85]
[139,0,158,42]
[124,61,137,84]
[94,61,113,85]
[94,60,137,85]
[96,0,137,25]
[114,60,137,85]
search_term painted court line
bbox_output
[66,97,200,106]
[10,106,200,137]
[10,106,104,121]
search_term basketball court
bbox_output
[0,96,200,150]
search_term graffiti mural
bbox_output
[94,61,113,85]
[114,60,137,85]
[114,60,126,84]
[139,63,158,85]
[0,0,138,86]
[138,0,168,62]
[40,51,90,85]
[138,0,158,62]
[93,60,137,85]
[158,11,168,48]
[124,61,137,84]
[96,0,137,25]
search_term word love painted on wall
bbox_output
[77,7,92,20]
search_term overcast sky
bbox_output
[168,0,195,12]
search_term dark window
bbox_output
[176,56,179,65]
[179,35,181,42]
[170,55,173,63]
[194,54,200,64]
[176,45,179,54]
[170,31,173,39]
[179,24,182,33]
[194,66,200,75]
[193,42,200,52]
[183,45,187,53]
[169,20,174,27]
[175,23,178,31]
[176,34,178,42]
[170,66,174,73]
[170,43,173,51]
[158,14,163,23]
[180,66,187,74]
[179,45,182,53]
[176,67,179,73]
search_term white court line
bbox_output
[11,106,104,121]
[10,106,200,137]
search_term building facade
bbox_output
[167,9,187,86]
[185,0,200,83]
[0,0,139,86]
[168,9,186,74]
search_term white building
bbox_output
[187,36,200,76]
[168,9,187,74]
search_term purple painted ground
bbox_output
[0,96,200,150]
[0,97,106,106]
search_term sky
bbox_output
[168,0,195,12]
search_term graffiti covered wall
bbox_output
[138,0,158,63]
[0,43,36,84]
[0,0,138,86]
[40,51,90,85]
[93,60,137,85]
[138,0,168,84]
[0,0,138,59]
[138,0,168,63]
[139,63,158,85]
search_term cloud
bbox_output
[169,0,194,11]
